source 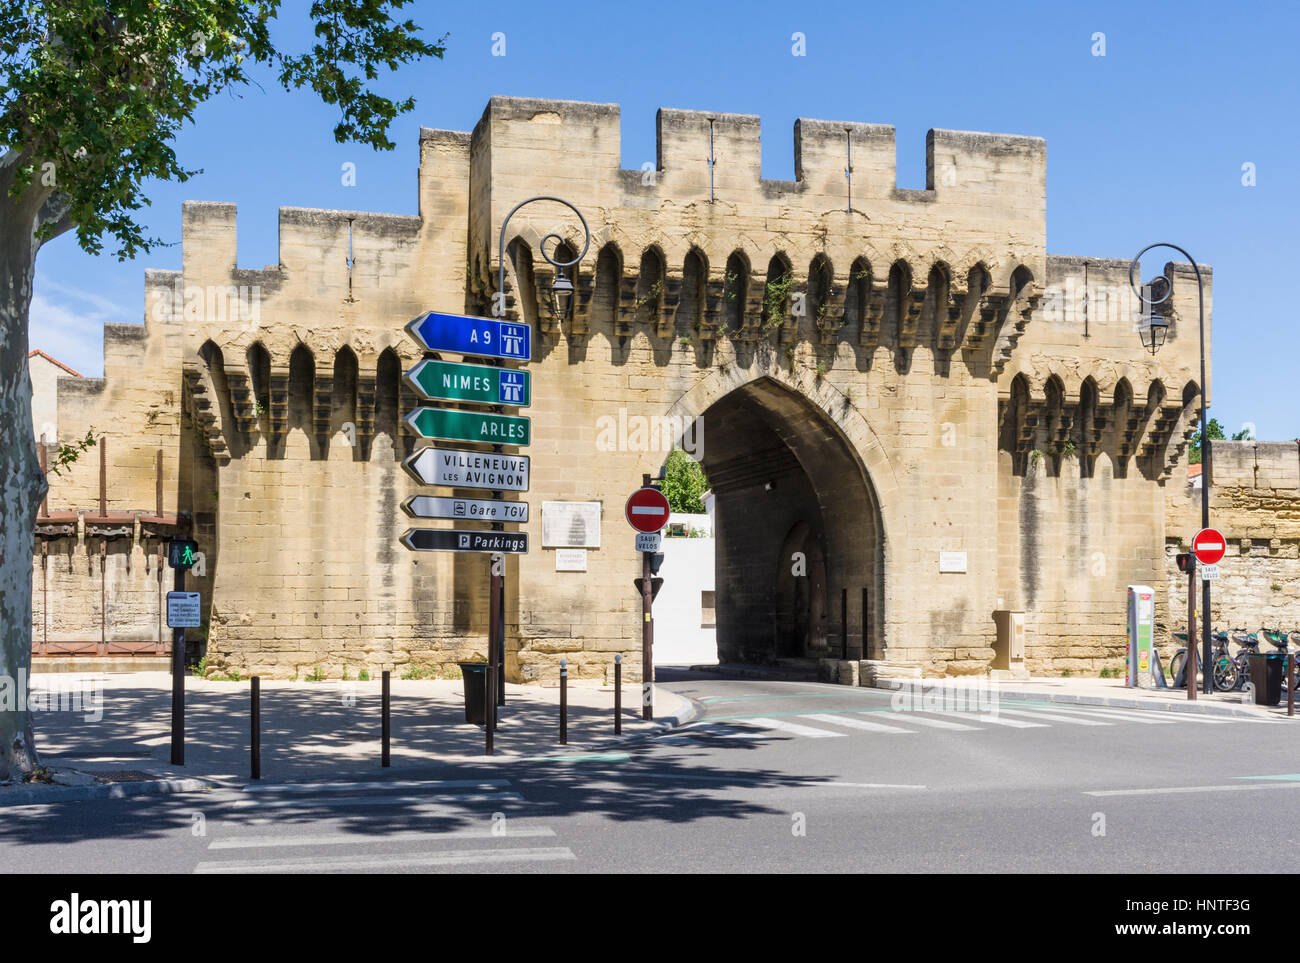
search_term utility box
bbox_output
[1126,585,1157,687]
[992,610,1028,679]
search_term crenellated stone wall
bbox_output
[1163,441,1300,650]
[34,96,1214,679]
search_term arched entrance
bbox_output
[685,375,884,664]
[774,521,828,656]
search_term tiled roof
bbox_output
[28,349,83,378]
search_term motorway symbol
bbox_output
[625,487,671,534]
[402,447,530,491]
[402,495,528,523]
[404,407,530,446]
[401,529,528,554]
[405,359,530,407]
[1192,527,1226,565]
[405,311,531,361]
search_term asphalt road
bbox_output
[4,671,1299,874]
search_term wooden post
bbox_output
[99,540,107,657]
[98,436,106,517]
[41,542,48,655]
[38,434,48,517]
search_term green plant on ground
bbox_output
[358,668,371,682]
[814,362,828,379]
[342,664,352,681]
[191,654,209,678]
[1099,666,1114,679]
[402,662,439,680]
[1060,668,1072,678]
[306,665,326,682]
[679,335,691,347]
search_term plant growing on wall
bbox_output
[762,272,795,333]
[0,0,447,783]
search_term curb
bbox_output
[869,681,1282,720]
[0,777,213,808]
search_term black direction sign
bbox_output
[401,529,528,554]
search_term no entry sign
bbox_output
[1192,528,1226,565]
[625,487,671,534]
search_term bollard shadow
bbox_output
[3,679,832,852]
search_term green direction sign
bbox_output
[404,407,530,446]
[405,359,530,407]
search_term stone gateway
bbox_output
[35,96,1230,682]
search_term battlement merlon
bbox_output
[466,94,1047,204]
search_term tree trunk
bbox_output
[0,167,49,782]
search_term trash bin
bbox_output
[458,662,489,724]
[1247,652,1285,706]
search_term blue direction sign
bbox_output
[406,311,531,362]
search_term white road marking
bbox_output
[1086,782,1300,797]
[673,724,768,740]
[194,846,576,873]
[885,713,982,731]
[1049,705,1239,724]
[992,707,1113,726]
[1009,705,1177,724]
[209,827,556,850]
[799,713,917,733]
[745,717,847,738]
[916,710,1048,728]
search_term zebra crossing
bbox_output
[658,702,1281,746]
[194,776,572,873]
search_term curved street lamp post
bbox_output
[1130,243,1211,695]
[488,197,590,706]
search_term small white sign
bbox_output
[635,532,662,553]
[542,501,602,548]
[939,551,967,574]
[166,591,201,628]
[1200,563,1220,581]
[555,549,588,572]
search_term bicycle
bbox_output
[1169,628,1239,691]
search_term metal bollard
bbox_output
[381,670,391,767]
[1289,655,1295,718]
[559,658,568,745]
[614,654,622,734]
[485,659,494,757]
[250,676,261,781]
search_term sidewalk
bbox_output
[866,674,1296,720]
[11,672,698,795]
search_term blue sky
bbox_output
[31,0,1300,439]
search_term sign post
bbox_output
[1192,527,1225,695]
[402,309,534,747]
[627,480,671,720]
[1191,527,1225,697]
[166,538,198,765]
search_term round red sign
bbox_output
[625,487,671,534]
[1191,527,1226,566]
